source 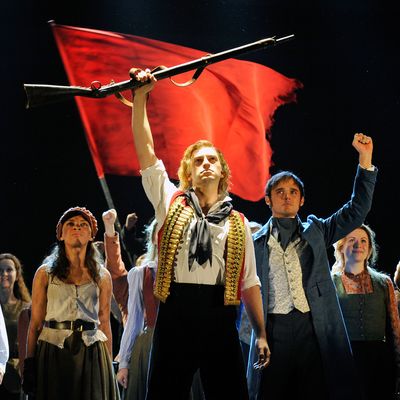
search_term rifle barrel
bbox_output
[24,34,295,108]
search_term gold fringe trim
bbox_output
[155,197,246,305]
[155,196,194,302]
[224,211,246,305]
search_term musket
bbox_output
[24,34,294,109]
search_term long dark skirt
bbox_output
[124,328,153,400]
[36,332,120,400]
[351,340,396,400]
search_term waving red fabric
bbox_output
[52,23,302,201]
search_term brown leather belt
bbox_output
[45,319,96,331]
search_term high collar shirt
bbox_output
[141,159,260,289]
[341,268,373,294]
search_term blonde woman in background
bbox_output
[332,225,400,400]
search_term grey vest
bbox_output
[333,271,388,341]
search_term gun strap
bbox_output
[164,64,207,87]
[114,62,208,108]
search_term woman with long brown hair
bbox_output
[23,206,119,400]
[0,253,31,399]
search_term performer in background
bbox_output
[103,208,157,400]
[332,224,400,400]
[0,253,31,399]
[130,68,269,400]
[121,212,147,266]
[23,206,120,400]
[104,208,205,400]
[238,222,263,367]
[112,212,158,400]
[393,260,400,314]
[0,305,9,386]
[248,133,376,400]
[102,209,150,327]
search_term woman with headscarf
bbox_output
[23,206,120,400]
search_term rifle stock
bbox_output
[24,34,294,109]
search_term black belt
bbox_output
[45,319,96,331]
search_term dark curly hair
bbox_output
[265,171,305,198]
[43,242,103,284]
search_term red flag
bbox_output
[51,23,302,201]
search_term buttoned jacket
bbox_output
[247,166,377,400]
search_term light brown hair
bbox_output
[332,224,378,274]
[177,140,231,196]
[0,253,31,303]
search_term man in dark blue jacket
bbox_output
[248,133,376,400]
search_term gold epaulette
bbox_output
[155,196,194,302]
[224,211,246,305]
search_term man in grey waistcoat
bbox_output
[247,133,376,400]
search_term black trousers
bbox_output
[146,283,249,400]
[258,309,328,400]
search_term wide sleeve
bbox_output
[385,277,400,369]
[104,233,129,325]
[17,305,31,375]
[104,233,128,280]
[117,266,145,370]
[141,159,180,229]
[0,306,9,376]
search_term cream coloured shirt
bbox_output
[38,272,107,348]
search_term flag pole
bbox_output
[98,176,135,267]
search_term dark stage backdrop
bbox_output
[2,0,399,287]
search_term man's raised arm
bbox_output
[131,68,158,170]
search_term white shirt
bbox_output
[0,305,9,376]
[117,261,157,369]
[141,159,260,290]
